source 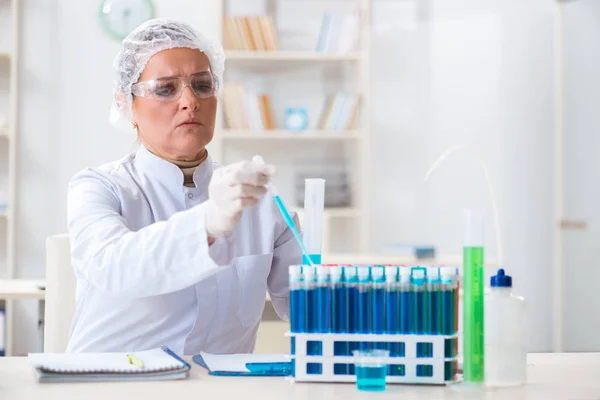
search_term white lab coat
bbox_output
[65,145,301,355]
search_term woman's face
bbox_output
[132,48,217,161]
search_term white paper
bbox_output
[200,352,288,372]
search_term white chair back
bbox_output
[44,234,76,353]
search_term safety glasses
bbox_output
[132,71,219,102]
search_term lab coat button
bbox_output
[187,192,193,199]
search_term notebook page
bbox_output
[28,348,184,373]
[200,352,288,372]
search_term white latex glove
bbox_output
[205,159,276,239]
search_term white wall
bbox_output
[562,0,600,351]
[13,0,556,354]
[369,0,555,351]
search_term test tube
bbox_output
[371,266,385,349]
[441,266,459,381]
[384,266,399,376]
[463,209,485,383]
[410,267,427,334]
[289,265,303,378]
[357,266,371,350]
[427,267,441,335]
[398,266,411,336]
[303,179,325,265]
[316,265,331,333]
[344,265,359,358]
[303,265,322,374]
[330,265,348,374]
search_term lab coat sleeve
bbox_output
[67,169,235,298]
[267,211,302,322]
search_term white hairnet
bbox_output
[109,18,225,133]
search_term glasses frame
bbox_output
[131,72,220,102]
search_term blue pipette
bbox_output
[252,155,314,267]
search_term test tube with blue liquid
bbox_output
[371,266,385,349]
[303,265,321,373]
[330,265,348,374]
[411,267,427,334]
[303,179,325,367]
[398,267,411,336]
[427,267,441,336]
[289,265,303,377]
[316,265,331,334]
[345,265,359,361]
[384,266,399,376]
[357,266,371,350]
[441,266,459,381]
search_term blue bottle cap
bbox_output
[490,268,512,287]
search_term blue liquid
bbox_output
[427,289,438,335]
[355,365,387,392]
[317,286,331,333]
[399,290,410,333]
[412,290,426,334]
[358,286,371,350]
[372,287,385,349]
[333,283,350,374]
[349,285,360,352]
[302,254,322,265]
[442,289,454,335]
[306,287,321,374]
[385,288,399,363]
[290,289,305,333]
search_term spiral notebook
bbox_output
[28,346,191,383]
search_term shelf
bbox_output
[221,130,359,140]
[0,52,9,59]
[225,51,360,62]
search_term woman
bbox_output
[66,18,301,354]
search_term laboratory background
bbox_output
[0,0,594,359]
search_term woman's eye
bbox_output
[192,81,214,94]
[154,83,177,97]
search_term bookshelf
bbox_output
[0,0,20,356]
[211,0,371,254]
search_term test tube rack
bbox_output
[288,332,458,385]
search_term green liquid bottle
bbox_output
[463,210,485,383]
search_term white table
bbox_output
[1,353,599,399]
[0,279,45,300]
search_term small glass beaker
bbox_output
[353,349,389,392]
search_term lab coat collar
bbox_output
[135,145,214,191]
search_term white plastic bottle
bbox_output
[484,269,527,387]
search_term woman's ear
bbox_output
[115,90,136,125]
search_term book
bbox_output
[28,346,190,383]
[316,12,360,54]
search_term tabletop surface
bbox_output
[0,279,45,299]
[1,353,600,400]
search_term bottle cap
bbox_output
[372,266,385,282]
[385,266,398,283]
[330,265,343,281]
[357,265,371,281]
[303,265,316,280]
[491,268,512,287]
[344,265,357,280]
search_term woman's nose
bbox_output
[180,86,199,111]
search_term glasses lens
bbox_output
[151,78,182,100]
[191,73,216,97]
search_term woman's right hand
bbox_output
[205,159,275,240]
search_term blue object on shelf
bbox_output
[284,107,309,131]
